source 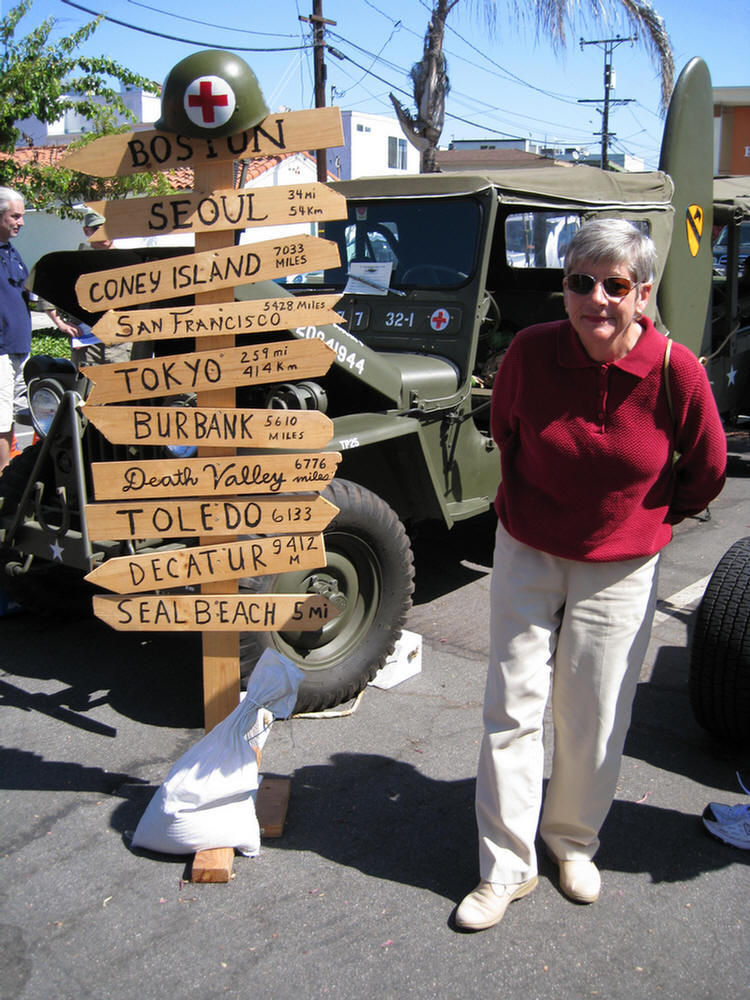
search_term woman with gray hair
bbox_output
[456,217,726,931]
[0,186,30,471]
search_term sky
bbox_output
[9,0,750,170]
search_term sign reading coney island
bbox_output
[86,533,327,594]
[84,405,334,449]
[93,593,339,632]
[59,107,344,177]
[75,236,340,311]
[85,183,347,240]
[85,494,339,541]
[91,295,343,344]
[91,452,341,500]
[82,339,335,404]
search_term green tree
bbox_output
[391,0,675,173]
[0,0,175,214]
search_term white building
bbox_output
[15,86,160,147]
[326,110,420,180]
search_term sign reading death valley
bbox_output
[91,295,343,345]
[75,236,339,311]
[84,405,333,449]
[93,593,339,632]
[86,184,346,240]
[82,339,335,405]
[85,494,339,541]
[60,107,343,178]
[91,452,341,500]
[86,534,327,594]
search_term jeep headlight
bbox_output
[29,379,65,438]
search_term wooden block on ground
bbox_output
[190,847,235,883]
[257,777,291,838]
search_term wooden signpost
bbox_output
[63,77,348,881]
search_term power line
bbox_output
[60,0,312,51]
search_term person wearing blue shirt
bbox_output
[0,187,31,471]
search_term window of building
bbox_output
[388,136,407,170]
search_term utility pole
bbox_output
[299,1,336,181]
[579,35,636,170]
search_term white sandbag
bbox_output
[132,649,304,856]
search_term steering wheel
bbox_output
[400,265,467,285]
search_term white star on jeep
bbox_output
[50,539,64,561]
[727,365,737,386]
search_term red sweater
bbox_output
[490,318,727,562]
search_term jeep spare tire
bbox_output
[239,479,415,715]
[689,537,750,746]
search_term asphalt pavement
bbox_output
[2,466,749,1000]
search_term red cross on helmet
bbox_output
[156,50,269,138]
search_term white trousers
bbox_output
[476,521,659,884]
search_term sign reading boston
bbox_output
[75,236,339,311]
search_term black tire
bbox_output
[0,443,96,618]
[240,479,415,715]
[689,537,750,746]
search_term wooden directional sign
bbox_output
[82,339,335,405]
[84,404,333,449]
[85,533,327,593]
[85,494,339,541]
[86,183,347,240]
[91,452,341,500]
[60,107,344,178]
[75,235,340,311]
[91,294,343,345]
[93,593,339,631]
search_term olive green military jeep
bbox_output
[3,58,749,729]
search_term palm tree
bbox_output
[390,0,674,173]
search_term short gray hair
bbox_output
[564,218,657,284]
[0,186,25,215]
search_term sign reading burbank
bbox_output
[91,452,342,499]
[84,494,339,540]
[91,295,343,344]
[83,405,334,448]
[74,236,340,311]
[85,534,327,593]
[82,339,335,404]
[93,593,339,631]
[59,107,344,177]
[86,183,347,240]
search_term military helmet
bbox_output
[156,50,269,138]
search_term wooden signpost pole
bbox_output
[193,157,241,733]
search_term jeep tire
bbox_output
[689,536,750,746]
[239,479,415,715]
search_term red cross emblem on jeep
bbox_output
[184,76,236,129]
[430,308,450,331]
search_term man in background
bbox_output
[0,187,31,471]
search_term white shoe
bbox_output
[553,858,601,903]
[454,877,538,931]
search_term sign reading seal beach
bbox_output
[75,236,340,311]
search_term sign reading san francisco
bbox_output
[86,534,327,593]
[83,405,334,448]
[85,494,339,540]
[91,452,341,499]
[93,593,339,632]
[91,295,343,345]
[86,183,346,240]
[82,339,335,404]
[75,236,339,311]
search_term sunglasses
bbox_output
[565,273,638,299]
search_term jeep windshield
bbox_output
[277,197,482,292]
